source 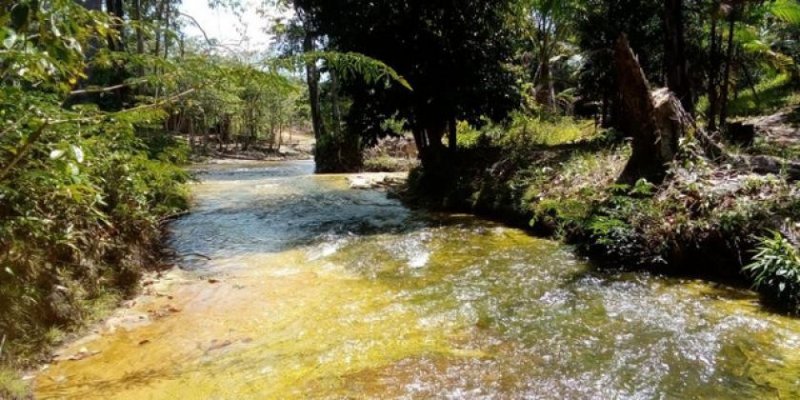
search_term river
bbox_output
[35,161,800,399]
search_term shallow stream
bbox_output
[35,161,800,399]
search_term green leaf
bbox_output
[2,30,17,49]
[771,0,800,25]
[71,145,84,163]
[50,149,65,160]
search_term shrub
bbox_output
[744,231,800,313]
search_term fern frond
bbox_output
[272,52,413,91]
[771,0,800,25]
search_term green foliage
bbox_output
[455,120,493,149]
[744,231,800,313]
[770,0,800,25]
[1,0,113,93]
[287,52,412,91]
[0,367,29,400]
[294,0,520,152]
[0,0,190,368]
[457,113,596,150]
[498,113,596,147]
[726,72,800,117]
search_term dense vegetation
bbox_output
[2,0,800,396]
[0,0,190,381]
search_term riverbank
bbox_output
[0,136,190,399]
[402,113,800,314]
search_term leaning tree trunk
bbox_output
[615,35,690,184]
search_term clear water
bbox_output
[35,161,800,399]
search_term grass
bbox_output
[727,73,800,118]
[0,368,29,399]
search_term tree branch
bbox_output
[69,78,149,96]
[0,121,50,181]
[179,12,213,47]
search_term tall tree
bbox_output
[718,1,740,131]
[296,0,520,171]
[514,0,582,112]
[296,5,326,146]
[664,0,694,113]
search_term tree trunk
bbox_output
[277,122,283,153]
[303,30,325,143]
[448,117,457,153]
[163,1,171,59]
[104,0,125,51]
[330,69,342,136]
[707,1,722,132]
[154,0,164,57]
[718,7,737,133]
[134,0,144,53]
[189,118,195,149]
[535,34,556,111]
[133,0,145,77]
[203,115,209,154]
[615,35,688,184]
[664,0,693,113]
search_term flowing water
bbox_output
[35,161,800,399]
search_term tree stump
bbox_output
[614,35,689,184]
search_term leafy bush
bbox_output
[456,113,598,151]
[744,232,800,313]
[0,106,189,363]
[0,2,190,368]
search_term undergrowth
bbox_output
[726,72,800,118]
[407,113,800,313]
[745,231,800,313]
[0,97,190,370]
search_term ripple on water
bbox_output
[35,162,800,399]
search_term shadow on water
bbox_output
[171,162,479,269]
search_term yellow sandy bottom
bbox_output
[33,162,800,399]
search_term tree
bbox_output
[614,35,689,184]
[295,0,520,171]
[664,0,694,112]
[512,0,583,113]
[577,0,664,127]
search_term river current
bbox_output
[36,161,800,399]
